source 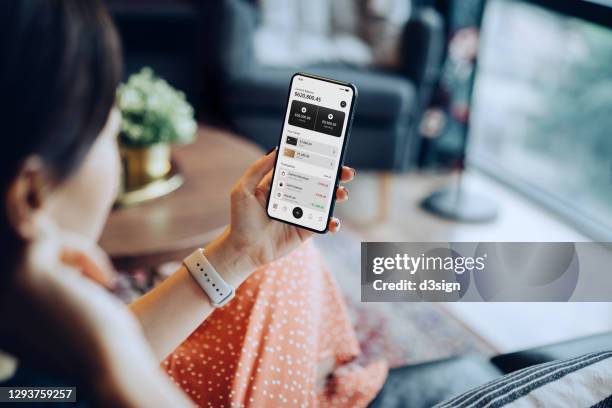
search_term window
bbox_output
[470,0,612,239]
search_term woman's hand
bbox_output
[130,150,354,360]
[204,150,355,287]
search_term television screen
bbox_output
[469,0,612,238]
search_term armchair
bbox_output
[200,0,445,172]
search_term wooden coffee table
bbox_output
[99,126,263,270]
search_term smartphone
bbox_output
[266,72,357,233]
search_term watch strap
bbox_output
[183,249,235,307]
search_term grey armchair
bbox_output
[200,0,445,172]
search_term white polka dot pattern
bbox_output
[163,241,387,407]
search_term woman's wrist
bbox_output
[203,229,258,288]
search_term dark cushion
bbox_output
[225,66,416,124]
[492,332,612,374]
[368,356,503,408]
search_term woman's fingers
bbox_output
[328,217,341,233]
[31,216,116,288]
[254,170,274,206]
[60,247,115,288]
[335,186,349,202]
[256,174,347,210]
[58,229,116,288]
[340,166,356,183]
[241,152,351,216]
[241,150,277,192]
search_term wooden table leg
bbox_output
[377,172,393,222]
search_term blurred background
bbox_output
[101,0,612,393]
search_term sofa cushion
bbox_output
[492,332,612,374]
[435,351,612,408]
[253,0,373,67]
[368,356,503,408]
[226,66,416,123]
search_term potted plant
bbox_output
[116,67,197,195]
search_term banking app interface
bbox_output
[268,75,354,231]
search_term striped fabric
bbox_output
[435,351,612,408]
[591,395,612,408]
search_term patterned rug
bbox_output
[313,229,495,367]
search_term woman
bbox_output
[0,1,386,407]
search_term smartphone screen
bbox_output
[266,73,357,233]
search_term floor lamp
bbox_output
[420,24,497,223]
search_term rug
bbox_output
[314,229,495,367]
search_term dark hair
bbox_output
[0,0,122,282]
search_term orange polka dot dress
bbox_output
[163,240,387,407]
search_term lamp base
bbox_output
[421,186,498,223]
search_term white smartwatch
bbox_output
[183,249,235,307]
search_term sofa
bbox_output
[199,0,445,171]
[368,331,612,407]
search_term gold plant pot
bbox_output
[117,143,183,207]
[121,143,171,190]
